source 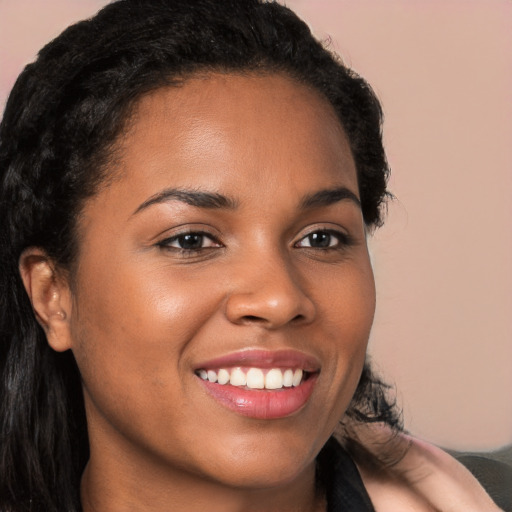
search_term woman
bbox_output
[0,1,504,510]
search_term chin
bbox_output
[204,457,313,491]
[190,429,322,490]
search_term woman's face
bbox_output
[65,73,375,489]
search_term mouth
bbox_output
[194,350,320,419]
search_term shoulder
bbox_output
[351,431,506,511]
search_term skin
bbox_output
[25,72,375,511]
[349,425,502,511]
[19,73,501,512]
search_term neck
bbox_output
[81,425,325,512]
[81,457,324,512]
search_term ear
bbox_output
[19,248,73,352]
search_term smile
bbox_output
[194,350,320,419]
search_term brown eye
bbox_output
[296,230,346,249]
[175,234,205,250]
[158,232,221,251]
[298,231,340,249]
[306,232,332,248]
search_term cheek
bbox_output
[71,258,215,356]
[321,256,376,343]
[67,260,220,435]
[319,260,376,409]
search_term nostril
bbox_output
[240,313,305,325]
[241,315,266,323]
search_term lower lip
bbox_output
[198,374,318,420]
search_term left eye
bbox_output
[295,230,346,249]
[158,232,221,251]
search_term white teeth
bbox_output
[246,368,265,389]
[265,368,283,390]
[217,368,230,385]
[197,367,307,389]
[283,369,294,387]
[230,367,247,386]
[292,369,303,387]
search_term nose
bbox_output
[224,252,316,329]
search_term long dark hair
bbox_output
[0,1,397,510]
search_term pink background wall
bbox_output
[1,0,510,451]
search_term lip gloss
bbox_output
[198,373,318,419]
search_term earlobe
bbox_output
[19,248,73,352]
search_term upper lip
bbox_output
[195,349,321,372]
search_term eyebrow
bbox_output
[133,185,360,215]
[299,187,361,210]
[133,188,238,215]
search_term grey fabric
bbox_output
[450,446,512,512]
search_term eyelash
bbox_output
[294,229,353,250]
[157,228,353,255]
[157,231,222,253]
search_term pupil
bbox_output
[180,234,203,249]
[309,232,330,247]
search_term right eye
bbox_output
[157,232,222,252]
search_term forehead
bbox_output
[86,72,359,223]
